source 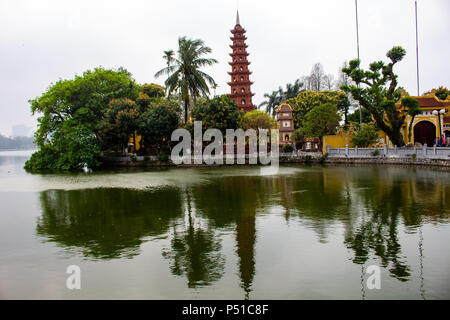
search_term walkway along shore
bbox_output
[101,148,450,168]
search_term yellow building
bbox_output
[323,95,450,152]
[395,95,450,147]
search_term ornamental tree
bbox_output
[240,110,276,134]
[341,46,408,147]
[301,103,341,140]
[190,95,243,134]
[286,90,348,129]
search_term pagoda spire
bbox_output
[227,12,256,113]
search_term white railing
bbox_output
[326,144,450,159]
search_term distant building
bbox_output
[227,11,256,113]
[276,103,294,146]
[394,95,450,147]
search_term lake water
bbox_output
[0,150,449,299]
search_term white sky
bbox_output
[0,0,449,135]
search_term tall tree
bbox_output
[310,63,325,91]
[341,46,408,147]
[279,79,303,100]
[301,103,341,140]
[323,74,335,90]
[286,90,348,129]
[155,37,218,123]
[162,50,175,96]
[259,91,281,117]
[26,67,139,170]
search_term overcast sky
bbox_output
[0,0,449,136]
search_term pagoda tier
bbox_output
[227,81,254,86]
[228,71,253,76]
[230,44,248,49]
[229,92,256,98]
[226,11,256,113]
[229,52,249,57]
[228,61,251,66]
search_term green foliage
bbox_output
[301,103,341,139]
[136,92,152,112]
[348,107,373,124]
[101,98,140,152]
[293,128,305,148]
[282,144,294,153]
[351,124,379,148]
[286,90,348,129]
[259,79,303,117]
[401,97,421,143]
[191,95,243,134]
[27,67,138,170]
[434,86,449,101]
[140,83,165,99]
[155,37,218,122]
[25,122,102,170]
[138,100,181,150]
[157,152,169,162]
[371,149,380,156]
[240,110,275,133]
[341,46,408,147]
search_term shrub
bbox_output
[371,149,380,156]
[351,124,379,148]
[157,152,169,162]
[282,144,294,153]
[130,156,137,162]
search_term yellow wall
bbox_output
[322,135,353,153]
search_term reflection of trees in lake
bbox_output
[36,187,183,259]
[189,176,268,299]
[162,190,225,288]
[343,168,448,282]
[277,166,448,283]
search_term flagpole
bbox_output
[355,0,361,124]
[415,1,420,96]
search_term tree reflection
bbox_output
[189,175,268,299]
[36,187,183,259]
[344,168,447,282]
[162,190,225,288]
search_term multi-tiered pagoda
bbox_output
[227,11,256,113]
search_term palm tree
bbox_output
[162,50,175,96]
[259,91,281,118]
[155,37,218,123]
[278,79,303,101]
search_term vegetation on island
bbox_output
[24,31,448,172]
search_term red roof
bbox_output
[398,95,450,108]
